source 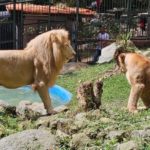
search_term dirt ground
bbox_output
[60,62,89,74]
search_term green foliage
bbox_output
[104,138,118,150]
[0,113,35,137]
[58,137,71,150]
[116,32,132,49]
[78,24,98,39]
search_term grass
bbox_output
[102,74,130,102]
[56,62,131,111]
[57,62,114,108]
[1,61,150,149]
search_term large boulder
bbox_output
[0,129,56,150]
[16,101,46,119]
[70,133,91,149]
[116,140,138,150]
[16,100,69,119]
[97,42,119,64]
[107,130,126,141]
[131,129,150,139]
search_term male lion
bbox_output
[0,29,75,115]
[116,51,150,113]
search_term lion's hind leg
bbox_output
[127,83,145,113]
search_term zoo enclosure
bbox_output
[0,0,150,61]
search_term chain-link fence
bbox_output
[0,0,149,62]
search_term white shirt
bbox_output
[97,32,109,40]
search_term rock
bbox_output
[98,42,118,64]
[70,133,91,149]
[97,131,107,139]
[16,101,69,119]
[87,109,101,119]
[83,128,98,139]
[68,125,79,135]
[116,141,138,150]
[107,130,126,141]
[56,118,73,134]
[74,113,89,129]
[18,120,33,130]
[0,129,56,150]
[75,112,86,120]
[35,115,72,130]
[0,124,6,138]
[131,130,150,139]
[36,115,74,135]
[143,126,150,130]
[54,105,69,113]
[56,130,70,138]
[35,116,51,128]
[0,100,16,115]
[16,101,46,119]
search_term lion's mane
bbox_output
[25,29,70,88]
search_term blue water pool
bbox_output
[0,85,72,107]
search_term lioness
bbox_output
[116,52,150,113]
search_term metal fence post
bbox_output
[127,0,132,33]
[75,0,80,62]
[48,0,51,30]
[13,0,16,49]
[148,0,150,38]
[20,2,23,49]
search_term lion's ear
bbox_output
[118,53,126,72]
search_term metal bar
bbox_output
[13,0,16,49]
[20,2,23,48]
[48,0,51,30]
[126,0,132,33]
[0,40,14,44]
[75,0,80,62]
[147,0,150,38]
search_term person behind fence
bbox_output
[139,17,147,35]
[91,26,110,63]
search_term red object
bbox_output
[139,18,146,30]
[6,3,95,16]
[96,0,102,8]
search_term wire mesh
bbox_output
[0,0,149,63]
